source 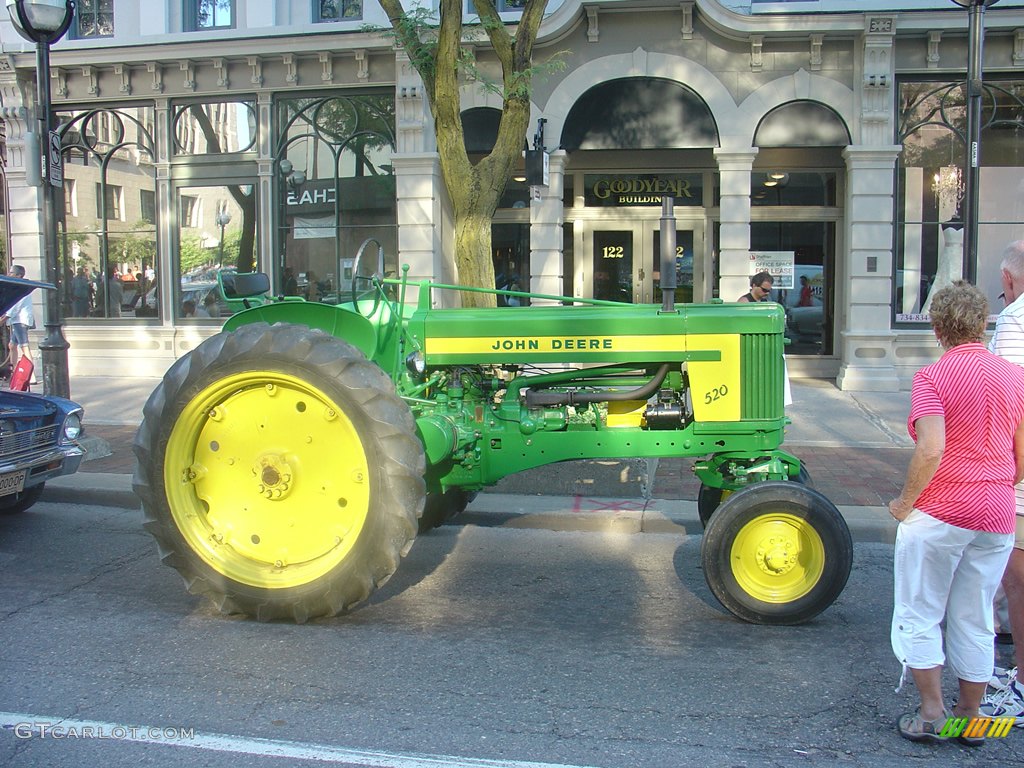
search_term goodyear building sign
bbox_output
[584,174,702,207]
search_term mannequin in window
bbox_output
[922,217,964,314]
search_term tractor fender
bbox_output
[223,301,377,359]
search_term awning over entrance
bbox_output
[560,78,719,151]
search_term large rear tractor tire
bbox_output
[418,489,477,534]
[700,481,852,625]
[698,465,812,529]
[132,322,425,622]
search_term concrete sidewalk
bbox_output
[53,374,912,541]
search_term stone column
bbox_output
[392,153,449,307]
[0,66,43,281]
[836,145,903,392]
[256,92,275,275]
[714,148,758,302]
[529,149,566,304]
[392,52,452,306]
[153,98,175,323]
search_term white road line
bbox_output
[0,712,599,768]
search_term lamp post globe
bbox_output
[6,0,74,43]
[6,0,74,398]
[215,210,232,268]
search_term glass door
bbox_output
[585,220,702,303]
[750,221,835,355]
[591,229,636,302]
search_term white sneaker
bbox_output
[979,679,1024,727]
[989,665,1017,691]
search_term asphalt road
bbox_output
[1,498,1021,768]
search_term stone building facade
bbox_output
[1,0,1022,389]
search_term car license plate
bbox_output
[0,470,27,497]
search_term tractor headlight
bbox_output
[62,413,83,443]
[406,351,426,376]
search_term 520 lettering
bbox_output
[705,384,729,405]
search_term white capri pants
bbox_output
[891,509,1013,684]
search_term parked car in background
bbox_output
[773,265,824,344]
[139,278,230,318]
[0,276,85,514]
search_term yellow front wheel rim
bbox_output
[730,513,825,604]
[164,371,371,590]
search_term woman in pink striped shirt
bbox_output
[890,280,1024,746]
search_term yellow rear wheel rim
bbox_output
[164,371,370,590]
[729,512,824,604]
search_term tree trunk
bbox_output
[379,0,547,307]
[453,206,498,308]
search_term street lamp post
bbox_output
[215,209,231,269]
[6,0,74,399]
[950,0,1000,285]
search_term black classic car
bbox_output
[0,276,84,514]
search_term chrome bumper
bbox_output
[0,443,85,489]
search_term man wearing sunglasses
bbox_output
[738,271,775,303]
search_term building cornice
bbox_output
[532,0,1024,46]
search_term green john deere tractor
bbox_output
[133,239,853,625]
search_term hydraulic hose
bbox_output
[524,364,670,407]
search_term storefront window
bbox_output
[172,183,252,321]
[492,224,530,305]
[750,172,836,206]
[895,78,1024,322]
[275,94,397,299]
[498,177,530,209]
[173,101,257,155]
[57,106,157,320]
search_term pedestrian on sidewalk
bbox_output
[982,239,1024,720]
[4,264,35,384]
[888,280,1024,745]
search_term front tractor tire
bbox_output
[133,322,426,622]
[700,481,852,625]
[698,465,812,529]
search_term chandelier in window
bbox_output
[932,165,965,212]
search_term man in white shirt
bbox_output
[4,264,34,380]
[982,240,1024,722]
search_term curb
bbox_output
[43,473,139,510]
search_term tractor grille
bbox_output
[0,422,58,461]
[740,333,785,420]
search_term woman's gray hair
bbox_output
[929,280,989,348]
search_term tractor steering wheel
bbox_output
[350,237,384,318]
